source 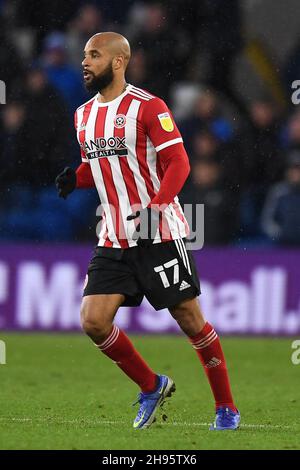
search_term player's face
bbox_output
[82,44,114,93]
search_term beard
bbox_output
[84,62,114,93]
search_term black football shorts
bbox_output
[83,238,200,310]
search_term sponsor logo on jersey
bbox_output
[158,112,174,132]
[84,137,128,159]
[114,114,126,128]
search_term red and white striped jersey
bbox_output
[74,84,189,248]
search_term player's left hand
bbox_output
[55,167,76,199]
[127,207,160,248]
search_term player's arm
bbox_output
[126,98,190,247]
[149,143,190,206]
[142,97,190,207]
[55,111,95,199]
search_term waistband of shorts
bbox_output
[94,245,125,260]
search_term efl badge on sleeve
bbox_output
[158,112,174,132]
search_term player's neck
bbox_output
[97,80,128,104]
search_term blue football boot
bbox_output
[210,407,241,430]
[133,375,175,429]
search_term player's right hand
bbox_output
[55,167,76,199]
[127,207,160,248]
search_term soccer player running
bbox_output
[55,32,240,430]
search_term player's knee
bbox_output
[169,298,206,335]
[80,304,111,339]
[81,316,112,341]
[170,302,193,321]
[170,298,202,318]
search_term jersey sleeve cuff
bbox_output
[155,137,183,152]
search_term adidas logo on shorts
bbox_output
[179,280,191,291]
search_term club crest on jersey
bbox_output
[79,122,86,130]
[158,112,174,132]
[114,114,126,128]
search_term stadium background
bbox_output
[0,0,300,450]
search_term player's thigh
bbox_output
[80,293,125,330]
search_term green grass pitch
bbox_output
[0,333,299,450]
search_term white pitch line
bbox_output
[0,417,294,430]
[172,422,293,430]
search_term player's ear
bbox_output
[113,55,123,71]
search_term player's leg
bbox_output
[169,296,240,430]
[81,293,175,429]
[82,249,176,429]
[81,293,158,393]
[130,238,240,429]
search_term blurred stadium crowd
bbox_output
[1,0,300,246]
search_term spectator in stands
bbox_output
[0,70,95,242]
[131,3,189,99]
[126,49,151,91]
[1,68,71,186]
[191,129,241,193]
[14,0,81,53]
[42,31,87,112]
[66,4,104,67]
[261,151,300,246]
[23,65,73,186]
[169,0,243,111]
[239,98,284,187]
[0,100,27,190]
[179,89,235,153]
[0,18,24,93]
[284,35,300,100]
[180,158,237,245]
[283,110,300,150]
[237,98,285,239]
